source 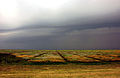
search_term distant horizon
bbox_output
[0,48,120,50]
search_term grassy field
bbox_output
[1,49,120,63]
[0,63,120,78]
[0,49,120,78]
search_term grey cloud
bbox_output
[0,0,120,49]
[1,27,120,49]
[1,0,120,28]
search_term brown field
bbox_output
[0,49,120,78]
[1,49,120,63]
[0,63,120,78]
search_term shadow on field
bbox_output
[28,60,120,65]
[27,61,116,65]
[28,62,68,65]
[0,53,29,65]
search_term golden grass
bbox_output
[64,55,99,62]
[17,55,34,58]
[5,50,120,63]
[0,64,120,78]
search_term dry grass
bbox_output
[0,64,120,78]
[1,50,120,78]
[1,50,120,63]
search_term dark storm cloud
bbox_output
[0,0,120,49]
[2,27,120,49]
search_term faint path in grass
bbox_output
[56,50,69,62]
[86,56,120,62]
[33,53,47,58]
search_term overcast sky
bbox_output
[0,0,120,49]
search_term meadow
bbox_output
[0,49,120,78]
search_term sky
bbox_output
[0,0,120,49]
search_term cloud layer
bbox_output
[0,0,120,49]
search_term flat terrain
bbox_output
[0,63,120,78]
[1,49,120,63]
[0,50,120,78]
